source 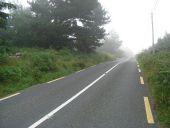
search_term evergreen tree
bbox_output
[3,0,110,52]
[28,0,109,51]
[0,1,16,28]
[155,33,170,51]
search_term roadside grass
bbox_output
[138,51,170,128]
[0,48,113,98]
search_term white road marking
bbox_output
[138,68,141,73]
[140,76,145,85]
[90,65,96,68]
[105,63,119,74]
[47,77,64,84]
[76,69,85,73]
[0,93,20,101]
[28,63,120,128]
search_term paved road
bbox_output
[0,57,159,128]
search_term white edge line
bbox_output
[140,76,144,84]
[76,69,85,73]
[28,63,120,128]
[0,93,20,101]
[90,65,96,68]
[47,77,64,84]
[138,68,141,73]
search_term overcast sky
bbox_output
[9,0,170,53]
[99,0,170,53]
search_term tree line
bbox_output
[155,33,170,52]
[0,0,111,52]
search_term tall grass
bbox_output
[0,48,113,97]
[138,51,170,128]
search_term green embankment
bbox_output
[0,48,113,98]
[138,51,170,128]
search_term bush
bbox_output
[31,52,57,75]
[0,48,113,98]
[0,54,9,65]
[0,66,21,82]
[32,67,43,80]
[0,39,14,65]
[73,61,86,69]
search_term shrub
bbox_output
[31,52,57,73]
[0,48,113,99]
[32,67,43,80]
[0,54,9,65]
[0,66,21,82]
[73,61,86,69]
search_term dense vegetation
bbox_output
[1,0,110,52]
[0,47,113,97]
[0,1,16,28]
[138,33,170,128]
[0,0,121,97]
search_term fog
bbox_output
[8,0,170,54]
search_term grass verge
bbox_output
[138,51,170,128]
[0,48,113,98]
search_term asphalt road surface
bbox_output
[0,57,159,128]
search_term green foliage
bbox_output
[138,32,170,127]
[0,39,12,54]
[3,0,109,52]
[0,0,16,64]
[0,66,21,82]
[31,53,57,72]
[138,52,170,127]
[0,54,8,64]
[0,1,16,28]
[30,52,57,80]
[156,33,170,51]
[8,7,35,47]
[0,39,13,65]
[0,48,113,97]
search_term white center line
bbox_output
[105,63,119,74]
[0,93,20,102]
[28,63,120,128]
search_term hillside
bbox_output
[0,48,113,97]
